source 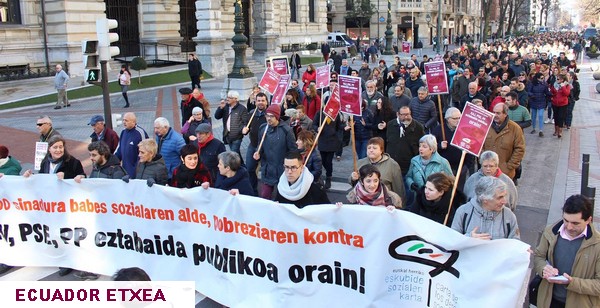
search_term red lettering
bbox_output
[16,289,25,301]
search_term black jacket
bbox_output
[214,102,249,142]
[135,154,168,185]
[386,119,425,173]
[188,58,202,76]
[214,167,254,196]
[89,154,126,179]
[409,186,466,226]
[39,155,85,179]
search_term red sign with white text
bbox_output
[324,84,341,120]
[270,74,291,105]
[338,75,362,116]
[271,57,289,75]
[402,41,411,53]
[258,68,280,94]
[450,102,494,156]
[424,61,449,95]
[316,65,331,89]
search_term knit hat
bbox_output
[266,104,281,121]
[0,145,8,159]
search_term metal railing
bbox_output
[0,61,68,82]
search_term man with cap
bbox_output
[36,115,61,142]
[215,90,249,164]
[179,87,202,126]
[194,123,226,183]
[181,106,210,143]
[115,112,148,178]
[89,115,119,153]
[253,104,297,199]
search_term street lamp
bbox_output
[383,0,394,54]
[425,14,432,45]
[436,0,441,54]
[228,0,253,78]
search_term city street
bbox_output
[1,47,600,306]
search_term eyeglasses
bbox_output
[36,123,48,126]
[450,117,461,120]
[283,165,301,171]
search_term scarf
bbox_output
[491,118,508,134]
[198,134,215,149]
[353,181,387,206]
[276,167,314,201]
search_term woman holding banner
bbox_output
[405,135,453,196]
[409,172,465,226]
[346,164,402,208]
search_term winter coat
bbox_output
[459,92,487,111]
[115,125,149,178]
[302,94,321,120]
[351,154,406,207]
[135,154,168,185]
[451,75,476,102]
[389,94,411,112]
[170,163,212,188]
[361,91,384,108]
[246,108,267,147]
[482,119,526,179]
[352,108,374,141]
[409,96,438,130]
[181,118,210,144]
[303,150,323,182]
[312,111,343,152]
[409,186,466,226]
[405,77,425,98]
[214,167,254,196]
[274,183,330,209]
[196,137,226,183]
[386,119,424,173]
[533,221,600,308]
[550,83,571,107]
[405,152,453,190]
[155,127,186,178]
[214,102,250,142]
[302,70,316,91]
[0,156,22,175]
[88,155,126,179]
[450,198,520,240]
[526,80,552,109]
[180,97,203,126]
[40,155,85,179]
[188,58,202,76]
[463,169,518,211]
[258,122,297,186]
[515,83,529,108]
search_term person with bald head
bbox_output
[115,112,149,178]
[482,103,525,182]
[459,81,487,111]
[53,64,70,109]
[489,85,511,112]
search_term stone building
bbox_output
[0,0,328,78]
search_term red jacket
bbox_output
[302,70,316,91]
[302,94,321,120]
[549,83,571,107]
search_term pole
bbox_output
[377,0,380,42]
[245,106,258,129]
[582,154,590,195]
[437,95,446,141]
[255,124,269,155]
[436,0,442,54]
[100,60,113,130]
[411,0,414,45]
[305,119,328,165]
[443,151,466,226]
[350,117,358,173]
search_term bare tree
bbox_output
[346,0,376,47]
[578,0,600,24]
[505,0,528,34]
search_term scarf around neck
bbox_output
[354,181,387,206]
[277,167,314,201]
[198,134,215,149]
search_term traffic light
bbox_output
[82,40,100,83]
[96,18,120,61]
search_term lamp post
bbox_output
[383,0,394,54]
[228,0,253,79]
[377,0,380,42]
[436,0,442,54]
[426,13,431,45]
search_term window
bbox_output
[290,0,297,22]
[309,0,315,22]
[346,0,353,10]
[0,0,21,24]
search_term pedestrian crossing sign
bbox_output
[86,69,100,82]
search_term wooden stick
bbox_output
[443,151,466,226]
[255,124,269,155]
[245,106,258,129]
[437,95,446,142]
[304,118,328,165]
[349,116,358,173]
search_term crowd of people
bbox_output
[1,32,598,307]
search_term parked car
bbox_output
[327,32,355,47]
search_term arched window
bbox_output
[0,0,21,24]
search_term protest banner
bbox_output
[34,142,48,171]
[258,68,280,94]
[315,65,331,89]
[271,74,291,106]
[0,175,529,307]
[402,41,411,53]
[424,61,449,95]
[338,75,362,116]
[450,102,494,157]
[270,57,289,75]
[323,84,340,121]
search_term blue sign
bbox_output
[379,16,385,23]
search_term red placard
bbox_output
[315,65,331,89]
[270,74,291,105]
[323,84,341,120]
[258,67,280,94]
[424,61,449,95]
[402,41,411,53]
[338,75,362,116]
[271,57,289,75]
[450,102,495,156]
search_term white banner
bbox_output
[0,175,530,307]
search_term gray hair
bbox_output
[475,176,507,203]
[445,107,460,119]
[227,90,240,99]
[479,151,499,165]
[419,134,438,153]
[417,86,428,94]
[38,115,52,124]
[217,151,241,172]
[365,80,377,87]
[154,117,170,128]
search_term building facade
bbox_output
[0,0,328,78]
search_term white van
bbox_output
[537,26,550,34]
[327,32,354,47]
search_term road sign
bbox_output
[86,69,100,82]
[379,16,385,23]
